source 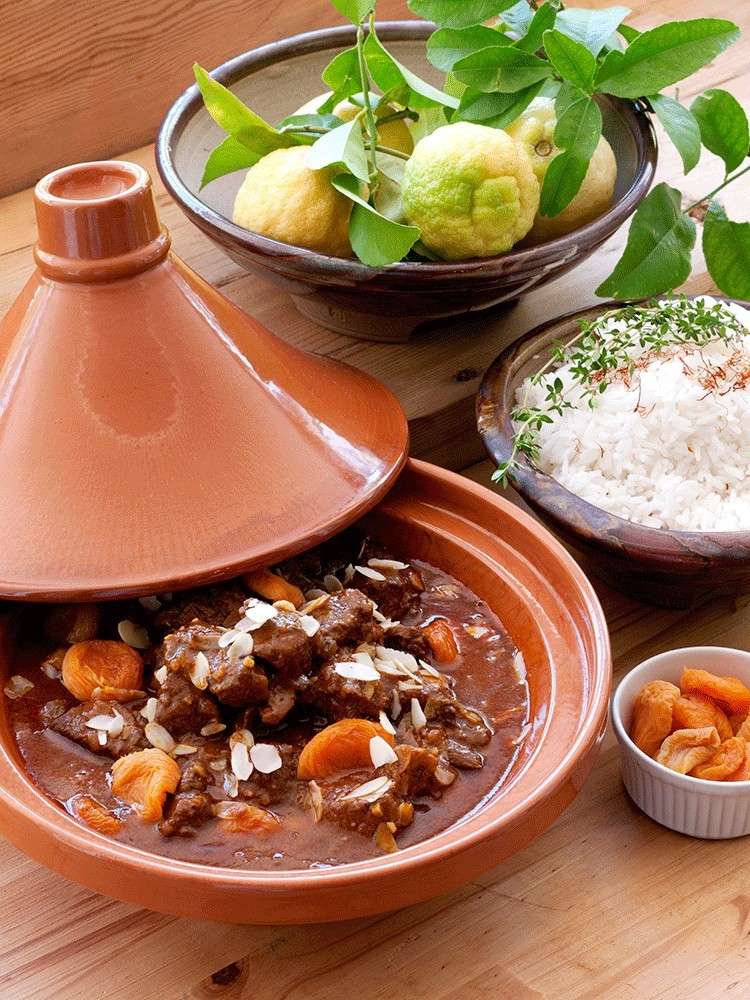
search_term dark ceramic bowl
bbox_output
[156,21,658,342]
[477,300,750,610]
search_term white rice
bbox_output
[516,297,750,531]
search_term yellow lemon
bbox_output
[400,122,539,260]
[232,146,353,258]
[505,97,617,242]
[294,92,414,155]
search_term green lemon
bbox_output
[401,122,539,260]
[232,146,353,258]
[295,92,414,155]
[505,97,617,242]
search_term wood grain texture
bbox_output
[0,0,749,995]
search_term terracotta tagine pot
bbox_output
[0,161,408,601]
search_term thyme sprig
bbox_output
[492,297,746,487]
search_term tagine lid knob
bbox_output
[0,160,408,600]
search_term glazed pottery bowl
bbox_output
[477,300,750,610]
[156,21,657,342]
[0,460,610,924]
[613,646,750,839]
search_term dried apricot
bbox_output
[44,604,100,644]
[111,748,180,822]
[736,717,750,742]
[215,802,279,833]
[656,726,720,774]
[691,735,746,780]
[680,668,750,715]
[73,795,123,836]
[243,568,304,608]
[62,640,143,702]
[630,680,680,758]
[297,718,396,780]
[672,694,733,741]
[423,619,459,663]
[730,742,750,781]
[729,713,748,735]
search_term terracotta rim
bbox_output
[0,460,610,894]
[477,296,750,567]
[155,20,658,283]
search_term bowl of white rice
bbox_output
[477,295,750,609]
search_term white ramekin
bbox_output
[612,646,750,839]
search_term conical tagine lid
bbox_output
[0,161,408,600]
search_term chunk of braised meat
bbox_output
[310,590,382,658]
[240,743,298,806]
[152,585,246,635]
[383,624,431,661]
[354,565,425,621]
[259,684,296,726]
[396,679,492,770]
[252,611,315,679]
[390,743,456,797]
[159,752,214,837]
[296,661,391,720]
[158,623,269,708]
[47,699,146,758]
[275,530,360,592]
[154,671,221,737]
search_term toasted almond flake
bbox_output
[229,632,253,659]
[372,609,387,623]
[218,628,241,648]
[355,564,386,582]
[342,776,392,803]
[306,780,324,822]
[390,688,401,720]
[41,662,61,680]
[373,657,404,678]
[298,614,321,637]
[250,743,282,774]
[273,599,297,613]
[138,595,162,612]
[419,659,441,678]
[301,595,329,616]
[97,730,108,747]
[382,619,400,630]
[141,697,158,724]
[367,558,408,571]
[352,650,375,669]
[153,666,168,686]
[117,619,150,650]
[323,573,343,593]
[145,721,176,753]
[304,588,327,601]
[398,680,422,694]
[374,821,399,853]
[334,661,380,682]
[435,763,456,786]
[174,743,199,756]
[109,710,124,739]
[411,697,427,731]
[378,646,420,675]
[190,650,210,690]
[378,710,396,736]
[513,650,526,679]
[223,771,239,798]
[230,728,255,749]
[85,714,116,732]
[3,675,34,700]
[343,564,355,584]
[231,742,253,781]
[370,735,398,768]
[464,623,490,639]
[201,721,226,737]
[243,602,279,629]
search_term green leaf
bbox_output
[539,85,602,217]
[648,94,701,174]
[455,81,545,127]
[543,29,597,92]
[329,0,373,24]
[499,1,535,38]
[596,182,696,298]
[200,136,261,188]
[703,201,750,299]
[332,173,421,266]
[364,27,460,109]
[279,113,343,132]
[407,0,518,30]
[194,64,299,157]
[596,19,740,99]
[409,105,449,143]
[322,47,361,101]
[453,46,553,93]
[307,119,370,182]
[691,89,750,176]
[515,2,559,54]
[556,6,630,56]
[427,25,509,72]
[618,23,640,44]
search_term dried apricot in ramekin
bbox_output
[244,568,304,608]
[73,795,123,836]
[656,726,720,774]
[672,693,733,741]
[680,668,750,716]
[297,718,395,780]
[690,735,746,781]
[111,748,180,822]
[62,640,143,702]
[423,619,459,663]
[630,680,680,758]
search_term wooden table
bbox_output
[1,2,749,995]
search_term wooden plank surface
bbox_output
[1,0,750,996]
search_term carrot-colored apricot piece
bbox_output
[729,742,750,781]
[630,680,680,758]
[672,694,733,741]
[216,802,280,833]
[111,748,180,822]
[729,713,748,735]
[243,568,304,608]
[691,735,746,781]
[680,668,750,716]
[73,795,123,836]
[423,619,459,663]
[297,718,395,780]
[62,640,143,702]
[656,726,720,774]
